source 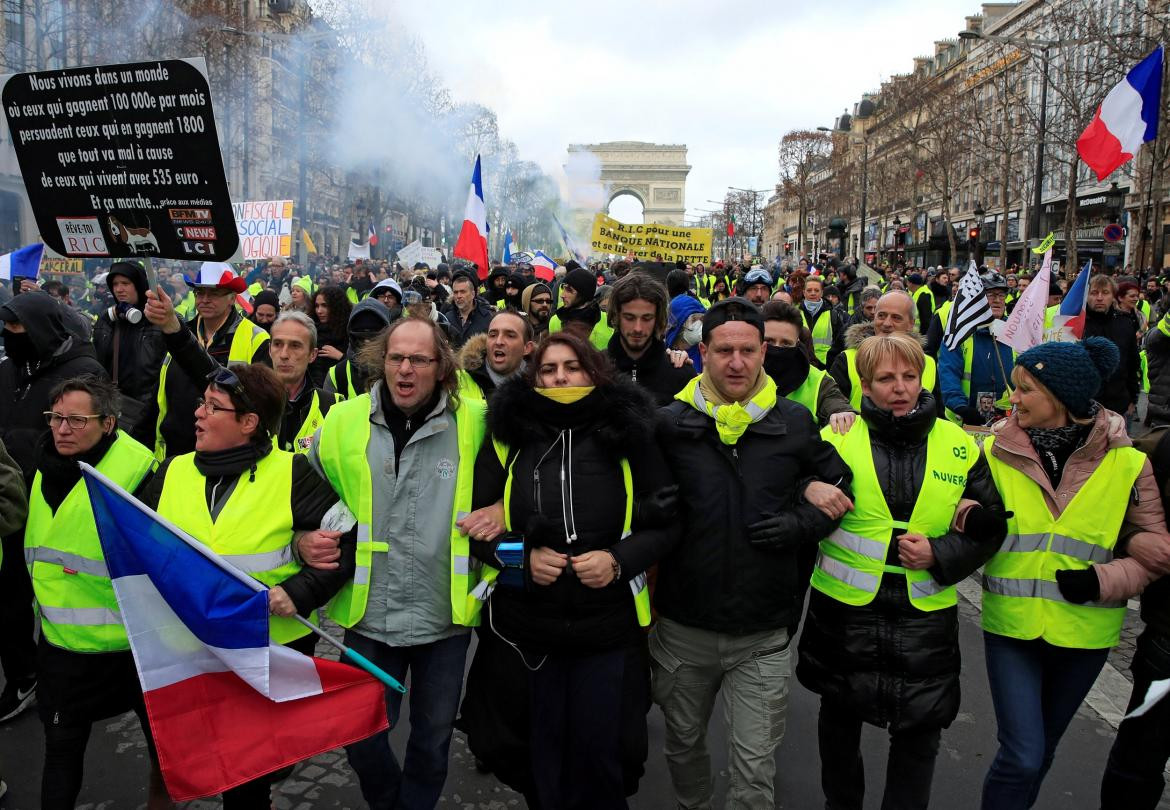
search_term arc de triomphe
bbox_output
[565,141,691,226]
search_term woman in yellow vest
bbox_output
[797,333,1008,810]
[137,363,356,809]
[459,330,680,808]
[980,338,1170,809]
[24,376,167,808]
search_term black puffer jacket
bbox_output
[0,292,107,478]
[655,391,851,635]
[797,392,1004,732]
[470,378,679,655]
[607,334,696,406]
[1144,326,1170,427]
[92,262,166,446]
[1083,306,1140,415]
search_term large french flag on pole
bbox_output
[1049,260,1093,342]
[1077,46,1163,181]
[454,154,491,280]
[0,242,44,280]
[81,465,388,801]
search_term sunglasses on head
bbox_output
[206,366,255,414]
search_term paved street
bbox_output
[0,576,1162,810]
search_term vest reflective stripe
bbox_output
[495,440,650,627]
[845,349,936,411]
[803,309,834,364]
[982,436,1144,648]
[25,431,156,652]
[784,367,824,416]
[154,318,270,460]
[811,418,976,611]
[287,389,332,454]
[316,393,490,627]
[912,286,934,332]
[157,449,309,643]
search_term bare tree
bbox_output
[778,130,831,258]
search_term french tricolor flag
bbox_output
[0,242,43,281]
[82,465,388,801]
[1051,260,1093,341]
[1077,46,1163,181]
[453,154,490,280]
[368,223,378,247]
[532,250,557,282]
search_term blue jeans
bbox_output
[344,631,471,810]
[981,632,1109,809]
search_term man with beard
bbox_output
[456,310,534,402]
[549,263,612,349]
[606,273,696,405]
[521,282,553,342]
[740,267,773,307]
[251,290,281,331]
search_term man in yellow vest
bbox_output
[760,300,854,431]
[268,311,340,453]
[144,263,270,459]
[23,376,167,807]
[456,310,534,403]
[548,264,613,350]
[137,362,355,807]
[830,291,941,412]
[306,316,491,809]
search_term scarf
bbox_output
[193,438,272,480]
[36,430,117,513]
[803,299,824,316]
[678,371,776,445]
[1023,404,1097,486]
[536,385,594,404]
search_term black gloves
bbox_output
[634,485,680,528]
[964,506,1013,545]
[956,405,984,426]
[746,513,804,552]
[1055,567,1101,604]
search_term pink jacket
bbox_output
[987,408,1170,602]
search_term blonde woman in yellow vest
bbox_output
[980,338,1170,809]
[797,333,1008,810]
[24,376,169,809]
[138,363,356,808]
[459,330,680,808]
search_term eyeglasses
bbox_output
[195,398,238,416]
[530,296,552,305]
[206,367,255,414]
[44,412,103,429]
[386,353,438,368]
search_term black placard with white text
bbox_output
[0,58,238,261]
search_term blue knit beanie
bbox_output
[1015,337,1119,418]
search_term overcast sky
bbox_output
[393,0,984,224]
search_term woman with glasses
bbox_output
[136,363,357,809]
[24,375,167,809]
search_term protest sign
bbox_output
[589,213,712,263]
[396,239,423,268]
[0,58,238,261]
[347,240,370,261]
[231,199,293,260]
[420,246,443,267]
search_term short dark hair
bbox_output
[42,280,67,297]
[525,330,614,388]
[760,300,803,330]
[214,363,286,442]
[665,269,690,299]
[491,309,534,343]
[49,375,121,422]
[608,272,670,334]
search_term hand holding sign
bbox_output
[144,285,181,334]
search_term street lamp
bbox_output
[959,30,1058,250]
[893,215,902,259]
[818,105,872,261]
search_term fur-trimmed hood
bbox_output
[843,321,926,350]
[458,333,489,372]
[487,376,657,460]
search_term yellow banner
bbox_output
[1032,232,1055,254]
[589,213,712,263]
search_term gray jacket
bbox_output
[309,385,470,647]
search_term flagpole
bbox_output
[290,616,406,694]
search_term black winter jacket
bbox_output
[0,292,107,478]
[1144,326,1170,427]
[1083,306,1140,415]
[797,393,1005,732]
[655,392,851,635]
[470,379,679,655]
[607,334,696,406]
[93,303,167,447]
[441,297,496,349]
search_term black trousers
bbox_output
[0,532,37,683]
[530,648,628,810]
[818,699,941,810]
[1101,629,1170,810]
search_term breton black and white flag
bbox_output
[942,260,993,351]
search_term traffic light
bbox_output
[968,225,980,241]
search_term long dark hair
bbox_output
[314,285,352,339]
[524,330,615,388]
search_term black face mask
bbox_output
[2,330,35,365]
[762,344,810,395]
